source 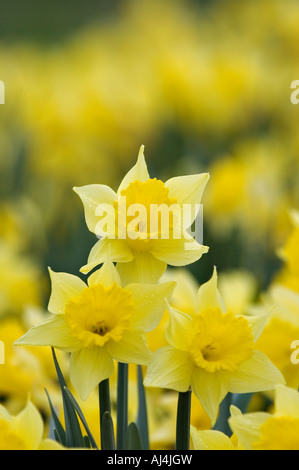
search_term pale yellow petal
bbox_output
[117,145,149,195]
[144,346,194,392]
[116,252,167,285]
[151,235,209,267]
[126,281,176,332]
[165,173,210,208]
[197,266,226,313]
[38,439,65,450]
[80,238,134,274]
[274,384,299,417]
[246,311,270,342]
[13,401,43,450]
[107,331,152,365]
[48,268,86,314]
[73,184,117,233]
[70,347,114,400]
[14,315,81,351]
[228,405,269,450]
[161,267,198,315]
[229,350,285,394]
[88,259,121,287]
[165,302,193,350]
[191,367,230,426]
[190,426,235,450]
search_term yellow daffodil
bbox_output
[15,260,175,400]
[144,267,285,424]
[229,384,299,450]
[74,146,209,284]
[0,399,63,450]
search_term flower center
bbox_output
[115,179,179,251]
[189,307,254,372]
[65,283,134,348]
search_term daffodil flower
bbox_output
[0,400,63,450]
[144,267,285,425]
[229,384,299,450]
[15,261,175,400]
[73,146,209,284]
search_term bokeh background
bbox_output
[1,0,299,448]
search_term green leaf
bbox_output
[63,386,99,449]
[51,347,84,448]
[83,435,91,449]
[125,422,143,450]
[53,428,62,444]
[44,387,66,446]
[101,411,116,450]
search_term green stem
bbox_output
[99,378,111,448]
[136,365,149,450]
[176,389,191,450]
[231,392,252,414]
[117,362,128,450]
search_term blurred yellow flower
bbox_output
[218,269,257,316]
[255,283,299,388]
[0,241,43,317]
[0,400,63,450]
[0,316,66,415]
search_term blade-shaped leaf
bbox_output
[45,387,66,446]
[101,411,116,450]
[64,386,99,449]
[51,347,84,448]
[125,422,142,450]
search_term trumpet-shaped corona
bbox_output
[189,308,254,373]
